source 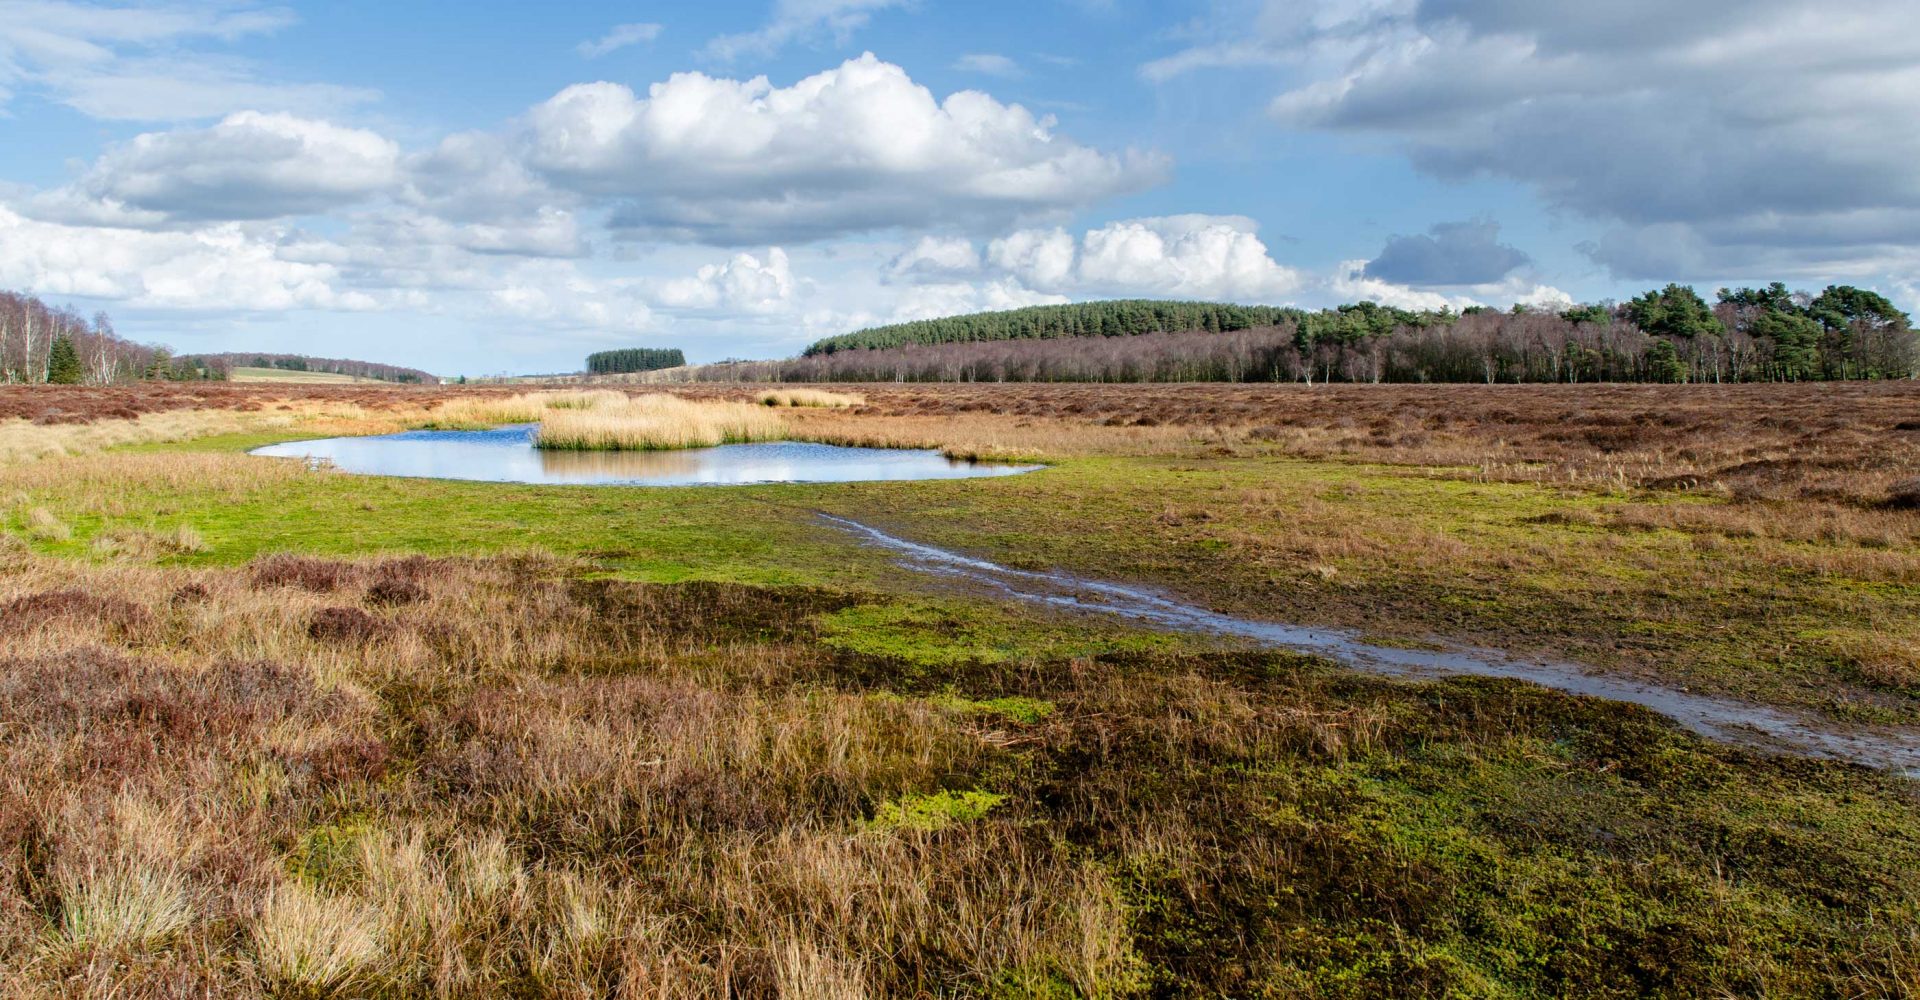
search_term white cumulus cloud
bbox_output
[521,53,1166,244]
[0,205,374,311]
[36,111,400,226]
[655,248,798,313]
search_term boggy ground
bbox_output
[3,549,1919,997]
[2,381,1920,996]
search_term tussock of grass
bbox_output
[252,883,384,989]
[91,525,207,559]
[25,507,71,542]
[536,394,787,451]
[55,863,195,953]
[758,388,865,408]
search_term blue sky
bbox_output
[2,0,1915,375]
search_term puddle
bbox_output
[824,514,1920,775]
[251,425,1042,486]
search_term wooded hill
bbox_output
[765,285,1915,384]
[180,353,435,384]
[805,301,1298,355]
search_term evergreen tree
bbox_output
[1643,339,1687,383]
[46,335,83,384]
[1626,284,1724,339]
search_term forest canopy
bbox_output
[586,348,688,375]
[711,284,1917,385]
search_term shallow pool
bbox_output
[248,425,1042,486]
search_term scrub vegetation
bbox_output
[1,379,1918,996]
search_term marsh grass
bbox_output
[0,535,1917,996]
[535,394,788,451]
[758,389,865,408]
[6,383,1920,994]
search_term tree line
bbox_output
[178,353,434,383]
[586,348,686,375]
[0,291,215,384]
[805,300,1299,355]
[729,285,1912,385]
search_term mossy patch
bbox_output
[868,789,1007,832]
[819,600,1187,666]
[286,814,375,889]
[934,693,1056,725]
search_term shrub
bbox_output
[252,554,356,592]
[0,589,151,635]
[365,578,427,606]
[307,606,389,645]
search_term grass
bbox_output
[758,388,865,408]
[536,393,787,450]
[230,366,380,384]
[2,382,1920,995]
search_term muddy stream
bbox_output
[824,514,1920,776]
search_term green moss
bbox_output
[868,789,1008,832]
[819,600,1189,666]
[935,693,1057,725]
[286,814,375,888]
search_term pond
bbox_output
[248,425,1042,486]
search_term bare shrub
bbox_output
[0,589,151,636]
[366,578,427,606]
[252,554,357,593]
[307,606,389,645]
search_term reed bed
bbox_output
[757,389,865,409]
[535,394,788,451]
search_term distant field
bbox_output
[229,366,381,384]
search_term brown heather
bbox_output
[3,382,1920,995]
[0,548,1146,997]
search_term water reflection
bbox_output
[250,425,1040,486]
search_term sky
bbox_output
[2,0,1917,376]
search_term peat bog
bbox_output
[2,381,1919,997]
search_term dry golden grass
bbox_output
[536,394,788,451]
[0,547,1143,996]
[757,388,865,408]
[1,408,283,463]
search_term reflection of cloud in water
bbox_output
[539,449,703,479]
[250,428,1042,486]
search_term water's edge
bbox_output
[823,513,1920,776]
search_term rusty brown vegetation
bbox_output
[0,545,1917,997]
[4,381,1920,995]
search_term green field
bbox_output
[230,366,387,384]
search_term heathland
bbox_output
[2,380,1919,997]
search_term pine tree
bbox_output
[46,335,84,384]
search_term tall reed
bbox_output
[535,394,787,451]
[756,389,865,409]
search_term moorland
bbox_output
[2,379,1919,997]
